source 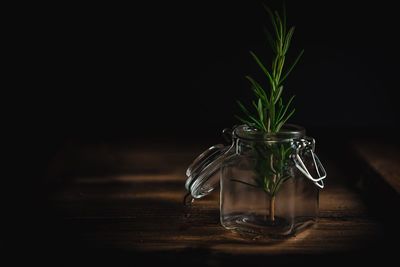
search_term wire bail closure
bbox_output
[291,137,326,189]
[184,128,327,208]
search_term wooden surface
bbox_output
[40,141,398,265]
[353,140,400,194]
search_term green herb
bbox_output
[236,4,304,133]
[232,4,303,222]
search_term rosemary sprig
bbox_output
[236,4,304,133]
[232,4,304,221]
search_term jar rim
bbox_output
[233,124,305,141]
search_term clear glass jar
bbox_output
[185,124,326,238]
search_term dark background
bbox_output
[26,0,399,143]
[9,0,400,264]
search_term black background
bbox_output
[25,0,399,143]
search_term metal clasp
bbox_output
[291,137,327,189]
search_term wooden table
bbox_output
[33,140,399,266]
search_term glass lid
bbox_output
[185,144,230,199]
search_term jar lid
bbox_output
[185,144,230,199]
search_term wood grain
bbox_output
[43,142,395,265]
[353,140,400,194]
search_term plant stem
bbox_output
[269,153,276,222]
[236,5,302,133]
[270,196,276,221]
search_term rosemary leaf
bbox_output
[280,49,304,83]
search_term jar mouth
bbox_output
[233,124,305,141]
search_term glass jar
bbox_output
[185,124,326,238]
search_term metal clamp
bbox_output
[291,137,327,189]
